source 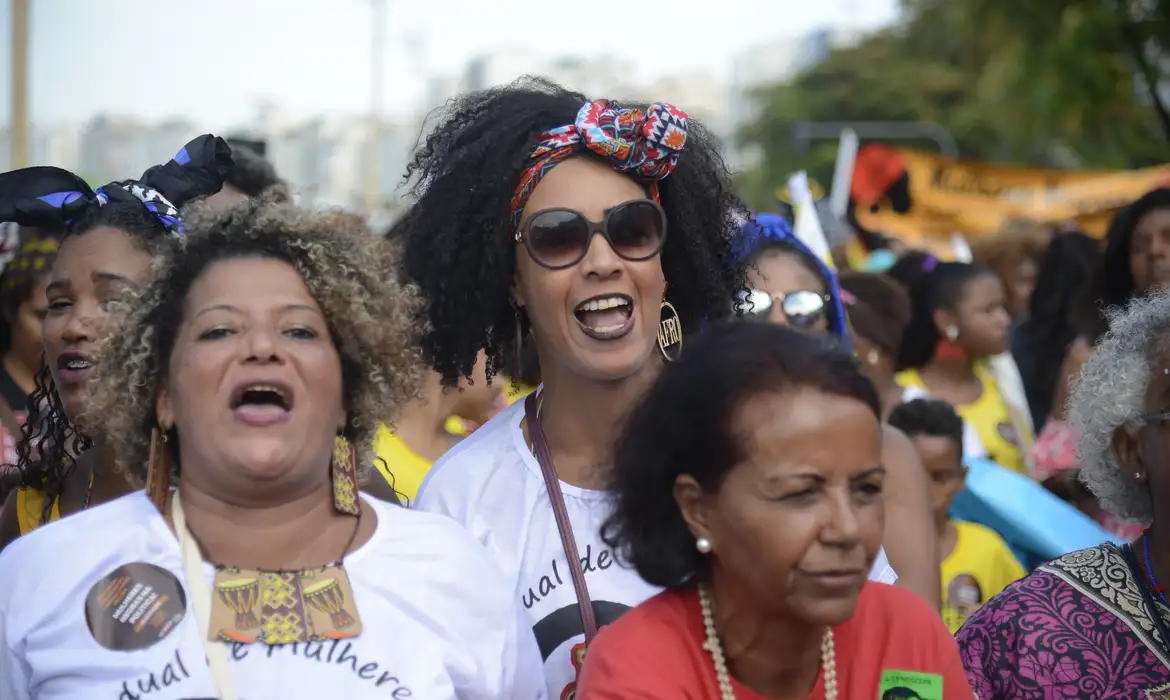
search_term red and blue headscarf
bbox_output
[510,99,689,231]
[0,134,233,236]
[737,213,851,344]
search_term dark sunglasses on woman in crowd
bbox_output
[734,289,831,329]
[515,199,667,270]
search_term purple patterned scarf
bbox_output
[958,543,1170,698]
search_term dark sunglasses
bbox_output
[515,199,667,270]
[734,288,831,328]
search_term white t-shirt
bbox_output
[415,400,897,698]
[0,491,546,700]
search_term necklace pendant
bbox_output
[209,565,362,645]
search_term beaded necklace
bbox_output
[698,582,837,700]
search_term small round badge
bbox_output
[85,562,187,651]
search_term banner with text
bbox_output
[850,146,1170,240]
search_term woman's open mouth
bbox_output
[55,351,94,388]
[573,294,634,341]
[230,381,294,426]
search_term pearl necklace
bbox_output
[698,582,838,700]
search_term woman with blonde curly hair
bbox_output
[957,289,1170,698]
[0,196,544,698]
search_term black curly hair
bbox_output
[395,76,747,386]
[13,203,178,522]
[887,251,998,370]
[1079,188,1170,341]
[1015,231,1100,426]
[887,397,964,451]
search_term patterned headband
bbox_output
[510,99,689,231]
[0,134,234,236]
[1,234,60,292]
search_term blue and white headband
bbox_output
[0,134,234,236]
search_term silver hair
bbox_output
[1069,288,1170,524]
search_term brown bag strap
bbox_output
[524,392,599,642]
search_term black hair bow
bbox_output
[0,134,234,234]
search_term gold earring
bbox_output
[331,435,360,516]
[145,427,173,512]
[658,295,682,362]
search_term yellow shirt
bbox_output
[376,379,534,500]
[372,426,435,504]
[941,520,1026,633]
[15,487,59,536]
[442,379,535,438]
[503,380,535,406]
[898,364,1031,475]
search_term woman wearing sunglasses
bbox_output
[737,215,941,610]
[398,78,745,697]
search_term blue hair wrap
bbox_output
[0,134,233,235]
[737,213,852,346]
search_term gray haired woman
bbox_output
[955,289,1170,698]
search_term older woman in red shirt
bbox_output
[578,322,971,699]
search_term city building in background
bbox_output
[726,27,863,170]
[2,28,848,217]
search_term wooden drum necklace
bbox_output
[173,492,365,700]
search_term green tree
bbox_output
[737,0,1170,210]
[911,0,1170,164]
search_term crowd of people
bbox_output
[0,76,1167,699]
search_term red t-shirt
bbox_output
[578,582,972,699]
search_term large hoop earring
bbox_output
[331,435,360,516]
[658,298,683,362]
[145,426,173,512]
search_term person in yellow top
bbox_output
[373,351,513,503]
[889,252,1033,475]
[889,398,1026,633]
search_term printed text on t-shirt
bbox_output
[522,543,618,609]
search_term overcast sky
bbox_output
[0,0,898,128]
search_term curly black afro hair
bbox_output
[394,76,748,386]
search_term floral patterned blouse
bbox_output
[957,543,1170,699]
